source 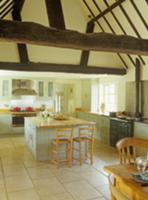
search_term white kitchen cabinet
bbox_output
[0,114,24,135]
[0,79,12,100]
[0,114,12,134]
[38,81,44,97]
[48,82,53,97]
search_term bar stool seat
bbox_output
[73,125,95,165]
[50,127,73,167]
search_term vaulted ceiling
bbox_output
[0,0,147,75]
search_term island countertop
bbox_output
[26,116,95,128]
[24,116,96,161]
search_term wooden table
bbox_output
[104,164,148,200]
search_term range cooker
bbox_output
[12,112,37,127]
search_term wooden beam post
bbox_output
[13,0,25,12]
[80,23,94,67]
[45,0,65,29]
[135,58,141,118]
[12,8,29,63]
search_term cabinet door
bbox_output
[0,115,12,134]
[48,82,53,97]
[110,120,119,147]
[38,81,44,97]
[2,80,9,96]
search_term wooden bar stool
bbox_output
[73,125,95,165]
[50,127,73,167]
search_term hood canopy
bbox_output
[12,88,37,96]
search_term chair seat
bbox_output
[73,136,92,142]
[52,138,71,144]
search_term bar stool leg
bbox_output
[50,143,53,163]
[56,143,59,168]
[85,141,88,160]
[79,142,82,165]
[90,141,93,165]
[66,143,68,161]
[69,142,72,167]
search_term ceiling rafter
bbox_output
[88,0,126,25]
[83,0,128,69]
[118,1,145,65]
[130,0,148,30]
[92,0,130,69]
[0,0,14,19]
[103,0,136,67]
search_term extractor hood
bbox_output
[12,79,37,96]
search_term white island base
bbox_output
[25,117,95,161]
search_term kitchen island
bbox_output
[24,116,95,161]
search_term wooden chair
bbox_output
[116,137,148,164]
[73,125,95,165]
[50,127,73,167]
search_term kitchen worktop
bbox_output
[26,116,95,128]
[0,109,38,115]
[25,116,95,160]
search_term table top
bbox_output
[104,164,148,199]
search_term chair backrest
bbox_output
[116,137,148,164]
[79,125,95,139]
[56,127,73,140]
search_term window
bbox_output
[99,83,117,114]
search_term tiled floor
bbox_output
[0,136,119,200]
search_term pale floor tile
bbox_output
[5,174,34,192]
[8,189,40,200]
[0,187,7,200]
[80,170,108,187]
[24,159,51,168]
[11,137,25,147]
[0,136,118,200]
[27,167,55,179]
[97,184,111,200]
[40,192,74,200]
[53,170,83,183]
[3,164,28,177]
[33,177,66,196]
[64,180,102,200]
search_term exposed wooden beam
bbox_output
[80,23,94,67]
[89,0,126,24]
[45,0,65,29]
[0,20,148,55]
[92,0,129,69]
[135,58,141,117]
[83,0,104,30]
[118,3,145,65]
[12,9,29,63]
[13,0,25,12]
[103,0,136,67]
[0,0,12,9]
[130,0,148,31]
[84,0,128,69]
[0,62,126,75]
[0,0,14,16]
